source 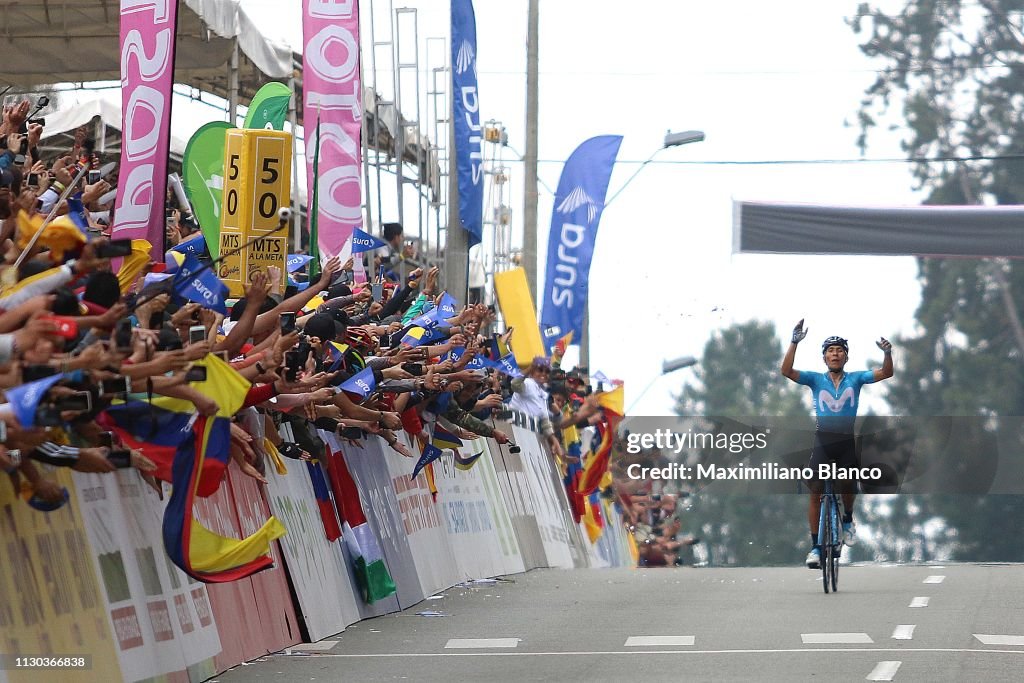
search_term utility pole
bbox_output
[522,0,539,299]
[445,117,470,303]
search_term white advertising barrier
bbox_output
[375,431,461,598]
[262,458,365,641]
[430,436,526,579]
[72,471,221,683]
[487,422,552,570]
[510,425,577,569]
[330,432,426,610]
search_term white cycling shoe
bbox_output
[805,547,821,569]
[843,521,857,546]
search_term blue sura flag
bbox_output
[174,252,229,314]
[451,0,483,245]
[351,228,388,254]
[540,135,623,341]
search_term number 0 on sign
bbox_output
[217,128,292,296]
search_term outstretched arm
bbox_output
[874,337,894,381]
[780,318,806,382]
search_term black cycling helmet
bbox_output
[821,336,849,353]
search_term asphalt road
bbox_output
[214,564,1024,682]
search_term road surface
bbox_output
[214,564,1024,682]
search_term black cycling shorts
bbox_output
[807,431,859,492]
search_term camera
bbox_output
[184,365,208,383]
[23,364,57,382]
[96,239,133,258]
[188,325,207,345]
[99,376,131,396]
[107,449,132,468]
[114,319,133,350]
[55,391,92,412]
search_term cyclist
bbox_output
[780,319,894,569]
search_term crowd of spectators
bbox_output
[0,96,622,552]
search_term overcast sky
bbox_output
[250,0,925,416]
[69,0,924,415]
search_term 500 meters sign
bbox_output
[218,128,292,296]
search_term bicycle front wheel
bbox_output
[821,501,832,594]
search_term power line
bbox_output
[510,154,1024,166]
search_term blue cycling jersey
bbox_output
[796,370,877,433]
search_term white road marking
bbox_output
[908,597,930,608]
[891,625,915,640]
[802,633,874,644]
[923,575,945,584]
[445,638,520,649]
[974,634,1024,646]
[624,636,695,647]
[292,640,338,651]
[301,647,1024,658]
[866,660,902,681]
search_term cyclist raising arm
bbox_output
[781,319,894,569]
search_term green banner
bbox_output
[181,121,231,257]
[244,82,292,131]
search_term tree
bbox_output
[850,1,1024,561]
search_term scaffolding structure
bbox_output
[363,0,447,269]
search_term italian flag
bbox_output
[323,440,396,603]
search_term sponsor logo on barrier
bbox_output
[111,606,144,650]
[147,600,175,642]
[191,588,212,627]
[174,594,194,634]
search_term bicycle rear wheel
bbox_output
[830,545,839,592]
[830,495,841,592]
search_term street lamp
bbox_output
[627,355,700,414]
[662,355,698,374]
[664,130,706,148]
[603,129,705,209]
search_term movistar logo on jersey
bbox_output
[818,387,855,413]
[456,40,475,75]
[557,186,600,223]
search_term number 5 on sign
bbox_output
[218,128,292,296]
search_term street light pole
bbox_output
[580,130,705,372]
[523,0,540,300]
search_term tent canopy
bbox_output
[0,0,293,103]
[1,0,439,198]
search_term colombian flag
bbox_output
[431,424,463,451]
[400,325,429,348]
[323,341,350,372]
[106,358,256,498]
[160,355,286,582]
[576,384,625,496]
[577,419,615,498]
[454,450,484,471]
[582,490,605,543]
[307,461,342,542]
[549,330,574,359]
